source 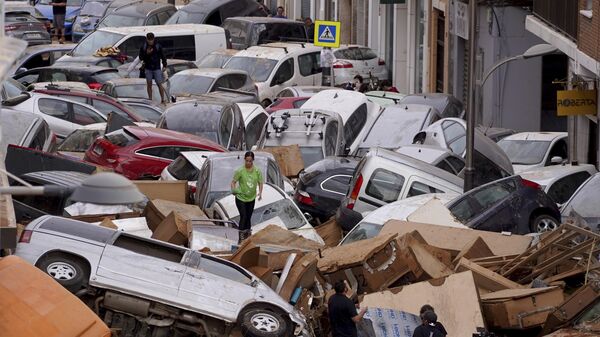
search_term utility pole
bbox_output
[464,0,477,192]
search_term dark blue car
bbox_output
[35,0,84,38]
[71,0,112,42]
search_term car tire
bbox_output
[261,99,272,108]
[37,254,89,293]
[240,309,289,337]
[531,214,559,233]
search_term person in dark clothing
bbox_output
[413,311,445,337]
[328,280,367,337]
[305,17,315,41]
[419,305,447,336]
[51,0,67,43]
[353,75,368,93]
[137,33,168,103]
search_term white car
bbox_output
[211,183,325,244]
[339,193,459,245]
[520,164,597,206]
[332,45,389,85]
[276,86,343,98]
[301,90,382,155]
[498,132,569,173]
[7,92,107,139]
[224,43,323,107]
[237,103,269,149]
[395,144,465,176]
[560,173,600,231]
[169,68,257,98]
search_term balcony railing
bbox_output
[533,0,578,41]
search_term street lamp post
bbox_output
[463,42,558,191]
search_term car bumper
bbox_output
[335,204,363,232]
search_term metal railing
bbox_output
[533,0,578,41]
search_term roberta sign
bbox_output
[557,89,597,116]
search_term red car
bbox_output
[34,87,146,123]
[265,97,309,113]
[84,126,226,180]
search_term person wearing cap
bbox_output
[419,305,447,336]
[413,310,445,337]
[328,280,367,337]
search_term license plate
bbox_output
[25,33,43,39]
[93,145,103,156]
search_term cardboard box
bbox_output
[151,211,190,245]
[480,287,564,329]
[315,217,343,247]
[134,181,189,204]
[144,199,207,231]
[258,145,304,178]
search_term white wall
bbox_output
[478,6,545,131]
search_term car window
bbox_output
[167,156,199,180]
[446,156,465,173]
[267,160,280,185]
[17,72,40,85]
[205,10,222,26]
[324,120,338,156]
[271,58,294,86]
[547,139,568,164]
[58,129,103,152]
[435,160,455,175]
[334,48,362,60]
[360,48,378,60]
[344,103,367,146]
[97,60,111,67]
[547,171,591,205]
[92,71,121,83]
[449,198,475,224]
[116,36,146,59]
[38,98,69,120]
[55,94,88,104]
[93,99,132,121]
[146,14,160,26]
[223,20,248,45]
[322,175,352,195]
[298,52,321,77]
[225,56,277,82]
[169,63,196,75]
[293,98,308,108]
[127,104,162,122]
[277,88,293,98]
[219,108,234,148]
[246,113,267,149]
[341,222,383,245]
[213,74,242,90]
[170,74,214,95]
[407,181,443,198]
[158,35,196,60]
[442,120,466,154]
[113,234,185,263]
[72,103,105,125]
[137,146,174,159]
[365,169,405,203]
[461,180,514,220]
[563,175,600,218]
[156,11,172,24]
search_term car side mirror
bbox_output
[15,67,27,75]
[550,156,563,165]
[303,212,313,223]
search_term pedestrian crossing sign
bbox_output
[314,20,341,48]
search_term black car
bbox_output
[157,100,246,151]
[11,44,74,74]
[447,175,561,234]
[13,65,121,89]
[12,171,89,223]
[222,17,310,50]
[294,156,360,222]
[166,0,265,26]
[97,1,177,29]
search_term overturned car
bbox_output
[16,215,311,337]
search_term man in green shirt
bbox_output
[231,151,264,242]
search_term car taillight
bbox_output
[333,61,353,69]
[378,58,385,66]
[189,185,197,194]
[295,190,314,206]
[347,174,363,209]
[19,230,33,243]
[5,25,17,32]
[88,82,102,90]
[521,178,541,190]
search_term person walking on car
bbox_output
[328,280,367,337]
[51,0,67,43]
[137,33,168,103]
[231,151,263,243]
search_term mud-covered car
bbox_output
[16,215,310,337]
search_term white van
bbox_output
[224,42,323,107]
[62,24,227,63]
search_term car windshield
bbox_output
[563,174,600,219]
[161,105,222,143]
[498,139,551,165]
[58,129,104,152]
[80,1,108,16]
[170,75,214,96]
[5,13,38,23]
[38,0,82,6]
[166,10,205,24]
[224,57,277,82]
[3,78,26,99]
[98,14,144,28]
[93,71,121,82]
[115,84,160,100]
[232,199,305,230]
[299,146,324,167]
[340,222,383,245]
[361,112,426,149]
[71,31,122,56]
[210,156,269,192]
[125,103,162,122]
[197,53,232,68]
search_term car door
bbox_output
[95,233,186,300]
[545,138,568,166]
[360,167,406,210]
[324,120,339,157]
[245,112,267,149]
[461,179,518,232]
[403,177,444,198]
[178,251,256,318]
[35,97,79,138]
[298,52,322,86]
[269,58,295,98]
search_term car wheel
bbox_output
[240,309,289,337]
[37,254,89,293]
[531,214,559,233]
[261,99,272,108]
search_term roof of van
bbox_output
[232,42,321,60]
[226,16,304,24]
[369,147,464,189]
[98,24,224,35]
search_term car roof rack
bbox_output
[266,110,325,139]
[260,44,289,54]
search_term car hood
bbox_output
[513,164,538,174]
